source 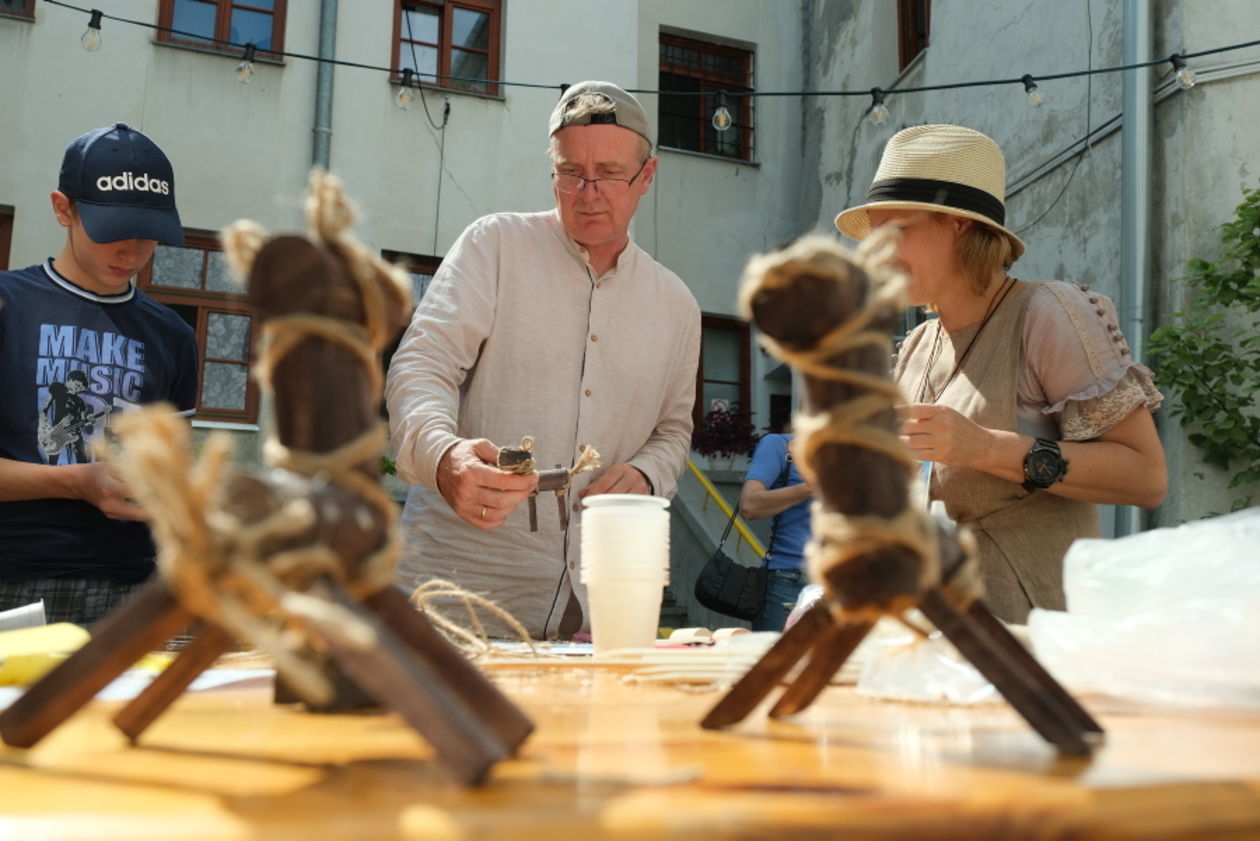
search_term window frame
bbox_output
[391,0,502,97]
[694,314,752,431]
[0,209,12,271]
[897,0,931,70]
[379,250,442,381]
[155,0,288,58]
[137,232,261,424]
[658,32,756,162]
[0,0,35,21]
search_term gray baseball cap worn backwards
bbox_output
[549,81,652,146]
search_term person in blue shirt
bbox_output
[0,123,197,626]
[739,429,813,631]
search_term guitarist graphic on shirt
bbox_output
[38,370,111,465]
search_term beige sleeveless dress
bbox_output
[895,281,1099,622]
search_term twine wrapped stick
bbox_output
[497,436,601,531]
[700,234,1102,755]
[0,171,533,784]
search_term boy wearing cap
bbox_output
[386,81,700,639]
[0,123,198,625]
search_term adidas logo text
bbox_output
[95,172,171,195]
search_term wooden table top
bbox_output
[2,661,1259,840]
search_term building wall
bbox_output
[6,0,1257,526]
[804,0,1260,525]
[1,0,808,461]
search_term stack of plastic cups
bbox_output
[580,494,670,654]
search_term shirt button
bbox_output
[590,334,598,342]
[584,389,592,397]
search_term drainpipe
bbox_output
[312,0,338,169]
[1117,0,1153,537]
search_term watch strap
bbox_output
[1022,437,1067,492]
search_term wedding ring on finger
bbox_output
[480,505,487,520]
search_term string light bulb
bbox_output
[236,43,256,83]
[1170,53,1196,89]
[81,9,103,52]
[1021,74,1046,106]
[711,91,732,132]
[869,88,889,125]
[396,68,415,110]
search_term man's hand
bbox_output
[436,438,539,530]
[578,462,651,498]
[79,463,146,521]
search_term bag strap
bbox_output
[717,445,795,559]
[761,451,795,567]
[715,502,739,551]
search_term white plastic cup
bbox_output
[586,575,665,653]
[582,566,670,585]
[581,502,670,547]
[580,495,671,652]
[581,494,670,576]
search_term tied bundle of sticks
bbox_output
[0,170,533,785]
[700,234,1102,755]
[496,436,601,531]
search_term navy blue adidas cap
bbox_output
[58,122,184,246]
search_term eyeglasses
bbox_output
[551,160,649,196]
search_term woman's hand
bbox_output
[897,403,996,469]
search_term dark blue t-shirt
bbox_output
[745,433,811,571]
[0,261,198,582]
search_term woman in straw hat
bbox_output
[836,124,1166,623]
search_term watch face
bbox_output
[1028,447,1064,484]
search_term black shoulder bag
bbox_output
[693,458,791,620]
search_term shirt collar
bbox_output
[546,209,638,281]
[42,259,136,304]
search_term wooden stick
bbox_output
[0,580,195,748]
[251,231,530,776]
[701,603,833,729]
[112,623,236,743]
[965,600,1104,736]
[317,582,507,785]
[768,619,873,719]
[919,587,1092,755]
[364,585,534,753]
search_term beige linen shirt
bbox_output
[385,209,701,638]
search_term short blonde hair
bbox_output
[548,93,652,162]
[955,218,1017,294]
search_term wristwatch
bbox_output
[1022,438,1069,491]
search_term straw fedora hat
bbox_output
[835,124,1025,260]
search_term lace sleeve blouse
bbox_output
[1018,281,1163,441]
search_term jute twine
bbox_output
[99,170,414,702]
[736,231,983,624]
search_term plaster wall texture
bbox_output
[805,0,1260,523]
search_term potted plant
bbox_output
[692,401,762,470]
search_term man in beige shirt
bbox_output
[385,81,701,639]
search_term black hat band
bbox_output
[866,177,1006,226]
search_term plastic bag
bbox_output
[855,616,998,705]
[1028,506,1260,711]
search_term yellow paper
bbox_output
[0,622,91,685]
